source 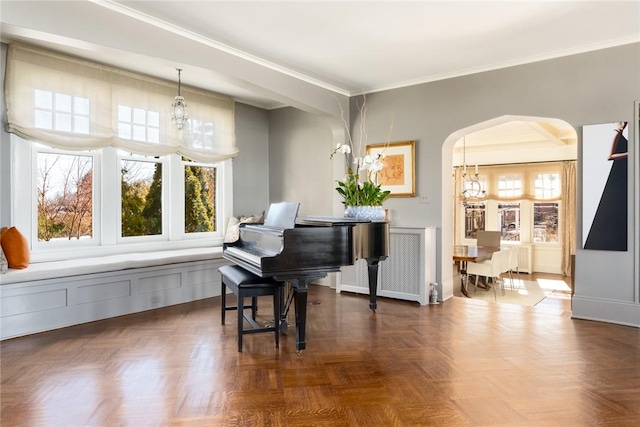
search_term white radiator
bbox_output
[337,227,437,305]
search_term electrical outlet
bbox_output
[420,196,430,203]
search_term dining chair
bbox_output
[465,249,506,301]
[507,246,521,288]
[476,230,501,247]
[499,247,513,290]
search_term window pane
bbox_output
[133,108,146,125]
[464,203,485,239]
[118,123,132,139]
[184,165,216,233]
[118,105,159,143]
[37,152,93,241]
[121,159,162,237]
[498,203,520,241]
[534,173,561,199]
[148,111,160,127]
[74,97,90,115]
[54,112,72,132]
[55,93,72,113]
[74,116,90,134]
[118,105,131,122]
[534,202,559,243]
[497,175,522,198]
[35,110,53,129]
[185,119,215,150]
[148,128,160,143]
[133,125,146,141]
[35,91,90,134]
[35,89,53,109]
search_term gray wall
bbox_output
[268,107,336,218]
[2,38,638,327]
[265,43,640,327]
[233,103,270,216]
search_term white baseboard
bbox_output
[572,295,640,328]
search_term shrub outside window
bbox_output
[120,157,163,237]
[184,162,216,234]
[37,151,93,241]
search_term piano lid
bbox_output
[263,202,300,229]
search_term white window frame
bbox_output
[10,134,232,262]
[182,159,221,237]
[31,143,101,250]
[460,199,562,248]
[116,151,168,243]
[532,201,562,245]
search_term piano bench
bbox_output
[219,265,284,352]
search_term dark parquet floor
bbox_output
[2,274,640,426]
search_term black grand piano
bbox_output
[222,202,389,351]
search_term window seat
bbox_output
[1,247,224,285]
[0,247,230,340]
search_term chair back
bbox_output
[508,246,520,269]
[498,248,511,274]
[476,230,501,247]
[491,249,509,277]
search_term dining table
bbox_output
[453,245,501,297]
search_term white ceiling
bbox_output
[1,0,639,109]
[0,1,638,153]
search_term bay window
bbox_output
[455,162,568,247]
[5,43,236,261]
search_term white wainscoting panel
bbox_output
[1,258,229,340]
[338,227,437,305]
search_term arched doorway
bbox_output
[440,115,578,301]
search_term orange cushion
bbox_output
[0,227,30,269]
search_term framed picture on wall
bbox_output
[366,140,415,197]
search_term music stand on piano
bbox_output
[262,201,299,229]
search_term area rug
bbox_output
[466,279,555,306]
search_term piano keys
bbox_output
[222,203,389,352]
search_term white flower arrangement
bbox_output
[330,97,394,207]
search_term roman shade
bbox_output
[5,43,237,163]
[456,161,566,203]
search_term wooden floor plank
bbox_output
[2,273,640,426]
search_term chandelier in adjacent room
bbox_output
[169,68,189,130]
[461,136,485,205]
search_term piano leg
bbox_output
[366,260,380,311]
[277,274,327,353]
[294,281,308,352]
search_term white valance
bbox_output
[5,43,237,163]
